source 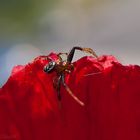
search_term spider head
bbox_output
[44,61,56,73]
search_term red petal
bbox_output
[0,53,140,140]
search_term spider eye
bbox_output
[44,61,56,73]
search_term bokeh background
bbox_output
[0,0,140,86]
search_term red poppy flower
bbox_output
[0,53,140,140]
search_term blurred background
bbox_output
[0,0,140,86]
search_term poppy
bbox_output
[0,53,140,140]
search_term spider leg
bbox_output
[82,48,98,58]
[55,75,62,101]
[57,53,68,64]
[67,46,83,63]
[58,53,68,57]
[47,56,53,61]
[67,46,98,63]
[61,74,84,106]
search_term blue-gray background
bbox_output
[0,0,140,87]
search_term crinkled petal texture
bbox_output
[0,53,140,140]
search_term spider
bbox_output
[44,46,98,106]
